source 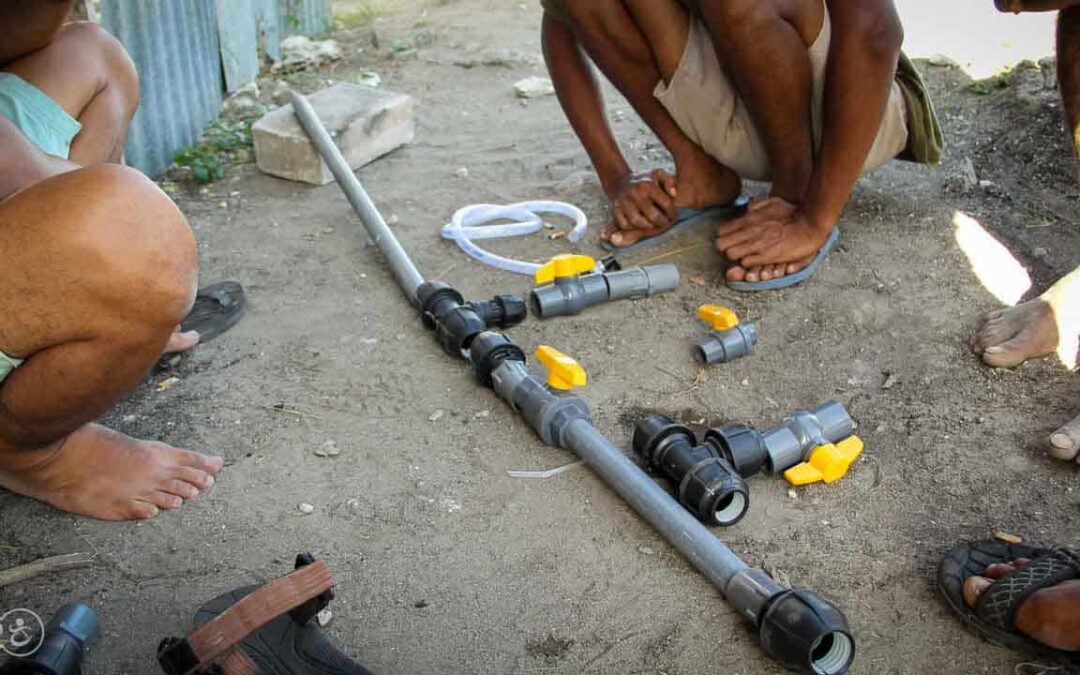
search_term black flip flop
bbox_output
[181,280,247,344]
[938,539,1080,668]
[193,586,373,674]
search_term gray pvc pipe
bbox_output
[291,93,426,304]
[562,418,748,589]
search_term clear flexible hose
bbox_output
[440,201,592,276]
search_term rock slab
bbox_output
[253,83,415,185]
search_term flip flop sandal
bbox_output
[158,554,374,675]
[938,539,1080,668]
[599,196,750,256]
[181,280,247,345]
[726,227,840,293]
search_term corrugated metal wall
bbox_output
[281,0,333,38]
[102,0,225,177]
[101,0,332,177]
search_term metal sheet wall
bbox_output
[101,0,332,177]
[102,0,225,177]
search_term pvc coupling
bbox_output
[0,603,100,675]
[417,281,527,358]
[726,568,855,675]
[695,305,757,365]
[633,415,750,527]
[709,401,864,486]
[529,254,679,319]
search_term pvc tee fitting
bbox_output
[530,259,679,319]
[417,281,527,358]
[633,415,750,527]
[710,401,854,478]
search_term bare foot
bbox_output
[164,329,200,355]
[671,151,741,211]
[726,255,815,284]
[970,300,1058,368]
[0,423,223,520]
[1050,413,1080,464]
[964,558,1080,651]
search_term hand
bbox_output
[716,197,832,282]
[601,170,677,247]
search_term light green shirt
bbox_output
[0,350,23,384]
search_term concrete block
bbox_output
[253,83,414,185]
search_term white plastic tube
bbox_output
[440,201,592,276]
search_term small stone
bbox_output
[219,201,229,209]
[542,221,555,230]
[358,71,382,88]
[413,599,429,609]
[453,167,469,179]
[387,214,400,226]
[638,546,655,556]
[994,532,1023,545]
[316,609,333,626]
[315,440,340,458]
[689,276,705,286]
[429,410,444,422]
[1033,247,1048,258]
[881,373,898,390]
[788,489,798,500]
[156,376,180,392]
[820,520,830,526]
[513,76,555,98]
[548,230,566,240]
[298,503,315,515]
[943,157,978,196]
[346,498,361,512]
[474,410,491,419]
[741,378,749,386]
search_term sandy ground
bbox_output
[2,1,1080,673]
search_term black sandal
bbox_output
[938,539,1080,668]
[180,280,247,344]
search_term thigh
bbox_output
[621,0,693,82]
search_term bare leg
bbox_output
[1060,5,1080,172]
[699,0,823,283]
[0,166,223,520]
[2,22,139,164]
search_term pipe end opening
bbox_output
[712,492,747,526]
[811,632,854,675]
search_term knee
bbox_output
[70,165,197,329]
[53,22,139,114]
[561,0,624,30]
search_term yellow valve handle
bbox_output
[783,436,864,486]
[697,305,740,332]
[535,345,587,391]
[534,254,596,285]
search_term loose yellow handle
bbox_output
[697,305,740,332]
[535,345,587,391]
[784,436,864,486]
[534,254,596,285]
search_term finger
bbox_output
[726,239,772,262]
[653,169,678,199]
[625,204,653,231]
[601,223,617,242]
[747,197,778,213]
[716,227,760,255]
[612,203,630,232]
[633,191,671,228]
[645,180,677,222]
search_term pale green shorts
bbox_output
[0,351,23,385]
[0,72,81,159]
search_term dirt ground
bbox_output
[2,1,1079,673]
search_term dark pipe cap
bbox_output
[759,589,855,675]
[705,424,768,479]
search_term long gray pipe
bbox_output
[291,93,426,304]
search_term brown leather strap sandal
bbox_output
[157,554,373,675]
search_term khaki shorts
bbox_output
[654,7,909,181]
